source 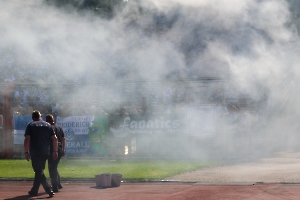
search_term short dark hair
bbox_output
[32,110,41,119]
[46,114,54,121]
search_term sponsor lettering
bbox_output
[110,116,182,137]
[57,121,90,128]
[66,149,88,154]
[129,118,180,129]
[66,141,89,148]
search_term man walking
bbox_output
[24,110,58,198]
[46,114,66,192]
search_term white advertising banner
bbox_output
[185,105,215,137]
[56,116,94,154]
[56,116,94,137]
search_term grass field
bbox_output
[0,159,209,181]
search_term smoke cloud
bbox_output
[1,0,300,161]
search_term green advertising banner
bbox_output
[88,115,108,154]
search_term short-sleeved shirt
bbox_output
[24,119,55,157]
[50,124,65,153]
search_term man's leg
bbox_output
[57,153,63,189]
[48,155,61,192]
[29,157,41,195]
[58,172,63,189]
[39,155,54,196]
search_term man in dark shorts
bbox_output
[46,114,66,192]
[24,110,58,198]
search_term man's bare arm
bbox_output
[24,136,30,161]
[51,135,58,160]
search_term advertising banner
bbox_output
[88,115,108,154]
[108,114,183,137]
[56,115,108,154]
[14,113,184,145]
[13,115,32,144]
[56,116,93,154]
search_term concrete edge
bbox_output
[2,178,300,186]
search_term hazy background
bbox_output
[1,0,300,160]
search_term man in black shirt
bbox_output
[46,114,66,193]
[24,110,58,198]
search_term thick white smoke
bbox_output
[1,0,299,160]
[0,0,295,83]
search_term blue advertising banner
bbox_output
[13,115,32,144]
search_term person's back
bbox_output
[49,123,65,154]
[26,120,53,156]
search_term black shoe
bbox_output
[58,184,63,189]
[52,188,59,193]
[48,191,55,198]
[28,191,38,196]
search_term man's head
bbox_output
[32,110,42,121]
[46,114,55,125]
